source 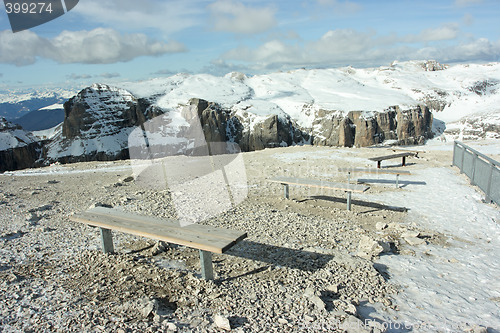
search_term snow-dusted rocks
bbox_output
[0,117,40,172]
[42,83,163,164]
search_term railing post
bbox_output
[460,144,465,173]
[452,141,457,167]
[470,152,478,185]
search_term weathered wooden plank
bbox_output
[70,208,247,254]
[85,207,246,242]
[268,177,369,193]
[338,168,411,175]
[368,152,415,161]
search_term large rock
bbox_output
[395,105,433,145]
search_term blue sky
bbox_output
[0,0,499,89]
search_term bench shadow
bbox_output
[223,240,334,281]
[309,195,408,213]
[380,162,416,168]
[357,178,427,188]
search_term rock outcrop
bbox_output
[311,105,432,147]
[0,117,41,172]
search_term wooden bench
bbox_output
[268,176,369,210]
[338,167,411,188]
[391,148,425,158]
[70,207,247,280]
[368,152,415,168]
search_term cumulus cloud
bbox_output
[0,28,186,66]
[73,0,203,35]
[405,24,460,43]
[216,27,500,72]
[208,0,276,34]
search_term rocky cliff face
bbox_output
[311,105,432,147]
[41,88,435,166]
[0,117,41,172]
[42,84,163,164]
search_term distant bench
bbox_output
[338,167,411,188]
[70,206,247,280]
[390,148,424,158]
[368,152,415,168]
[268,176,369,210]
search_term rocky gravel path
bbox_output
[0,146,446,332]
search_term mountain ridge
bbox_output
[1,60,499,171]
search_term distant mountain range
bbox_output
[1,60,499,172]
[13,104,65,131]
[0,87,75,121]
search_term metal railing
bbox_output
[452,141,499,206]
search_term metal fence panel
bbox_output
[453,141,499,206]
[462,150,474,179]
[473,159,492,195]
[453,144,464,168]
[490,167,500,205]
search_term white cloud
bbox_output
[405,24,460,43]
[73,0,203,36]
[208,0,276,34]
[0,28,186,66]
[216,28,500,72]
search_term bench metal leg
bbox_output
[377,161,381,169]
[283,184,289,199]
[100,227,114,254]
[402,156,406,166]
[396,174,399,188]
[346,191,352,211]
[199,250,214,280]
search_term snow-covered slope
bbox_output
[0,117,39,151]
[120,60,500,139]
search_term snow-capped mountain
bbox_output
[43,83,163,163]
[2,60,499,170]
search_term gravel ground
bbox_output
[0,145,451,332]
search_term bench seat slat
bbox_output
[86,207,245,242]
[368,152,414,161]
[268,176,368,193]
[337,168,411,175]
[71,207,247,254]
